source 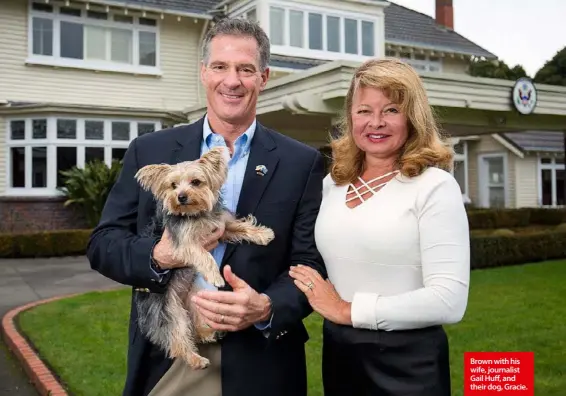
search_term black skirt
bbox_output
[322,319,451,396]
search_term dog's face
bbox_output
[135,146,230,216]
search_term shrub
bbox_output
[471,230,566,269]
[491,228,515,237]
[467,208,566,229]
[556,223,566,232]
[59,159,122,228]
[0,229,92,258]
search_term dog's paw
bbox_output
[188,354,210,370]
[255,227,275,245]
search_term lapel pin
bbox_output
[255,165,268,176]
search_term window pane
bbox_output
[541,158,551,164]
[114,15,133,24]
[326,16,340,52]
[32,119,47,139]
[111,28,133,63]
[246,9,257,22]
[488,187,505,208]
[32,147,47,188]
[556,158,565,165]
[139,31,156,66]
[541,169,552,206]
[33,17,53,56]
[112,121,130,140]
[57,147,77,187]
[308,13,323,50]
[86,25,106,60]
[85,121,104,140]
[87,10,107,20]
[453,160,466,194]
[60,21,83,59]
[60,7,81,17]
[270,7,284,45]
[557,170,565,206]
[10,120,25,140]
[57,119,77,139]
[85,147,105,164]
[139,17,156,26]
[361,21,374,56]
[138,123,155,136]
[486,157,504,185]
[32,2,53,12]
[345,19,358,54]
[289,10,303,48]
[11,148,25,188]
[112,148,127,162]
[453,142,465,155]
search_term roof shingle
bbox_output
[503,131,565,153]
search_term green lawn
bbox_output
[17,260,566,396]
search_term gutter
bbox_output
[71,0,213,20]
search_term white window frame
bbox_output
[537,157,565,207]
[27,0,161,76]
[385,50,443,73]
[478,152,508,208]
[4,116,162,197]
[450,139,469,202]
[267,2,378,62]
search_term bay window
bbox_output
[29,1,159,74]
[6,117,160,195]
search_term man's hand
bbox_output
[152,225,225,270]
[191,265,272,332]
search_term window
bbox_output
[451,140,469,202]
[539,157,565,207]
[269,5,375,59]
[479,154,507,208]
[28,1,159,74]
[5,117,161,195]
[387,50,442,73]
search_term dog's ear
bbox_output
[199,146,230,171]
[135,164,171,195]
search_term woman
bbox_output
[289,58,470,396]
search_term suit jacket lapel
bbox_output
[221,123,279,266]
[170,117,204,164]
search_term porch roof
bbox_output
[185,60,566,134]
[502,131,565,154]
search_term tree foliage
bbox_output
[468,58,529,81]
[534,46,566,86]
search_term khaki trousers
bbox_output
[148,343,222,396]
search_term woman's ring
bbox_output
[306,281,314,291]
[220,314,225,323]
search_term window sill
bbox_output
[270,45,374,63]
[1,188,64,198]
[25,57,163,77]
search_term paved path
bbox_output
[0,256,119,395]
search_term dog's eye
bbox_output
[171,182,177,189]
[191,179,201,186]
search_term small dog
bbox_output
[133,146,275,369]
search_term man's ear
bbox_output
[135,164,171,196]
[260,67,270,91]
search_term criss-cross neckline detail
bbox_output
[345,170,399,207]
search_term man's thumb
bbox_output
[224,265,247,289]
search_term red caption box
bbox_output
[464,352,534,395]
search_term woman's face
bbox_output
[351,86,409,162]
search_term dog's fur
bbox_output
[134,146,275,369]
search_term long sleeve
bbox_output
[86,138,171,293]
[350,175,470,331]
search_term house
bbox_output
[1,0,565,233]
[454,131,564,208]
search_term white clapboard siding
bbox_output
[515,155,539,207]
[0,0,205,111]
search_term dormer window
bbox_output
[267,4,379,61]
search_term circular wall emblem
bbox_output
[512,77,537,115]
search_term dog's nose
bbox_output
[177,194,189,204]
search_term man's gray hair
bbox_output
[201,18,271,72]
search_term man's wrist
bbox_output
[259,293,272,322]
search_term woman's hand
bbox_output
[289,265,352,326]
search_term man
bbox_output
[87,18,326,396]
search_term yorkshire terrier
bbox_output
[133,146,275,369]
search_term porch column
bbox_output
[564,130,566,201]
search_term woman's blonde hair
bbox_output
[330,58,453,185]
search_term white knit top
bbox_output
[314,167,470,331]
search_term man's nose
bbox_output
[223,68,241,88]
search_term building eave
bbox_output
[70,0,213,20]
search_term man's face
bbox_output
[201,34,269,126]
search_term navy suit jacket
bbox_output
[87,117,326,396]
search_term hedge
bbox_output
[467,207,566,229]
[0,229,92,258]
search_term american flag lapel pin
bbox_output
[255,164,268,176]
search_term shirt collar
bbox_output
[203,114,256,154]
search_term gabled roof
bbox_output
[501,131,565,154]
[384,2,496,59]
